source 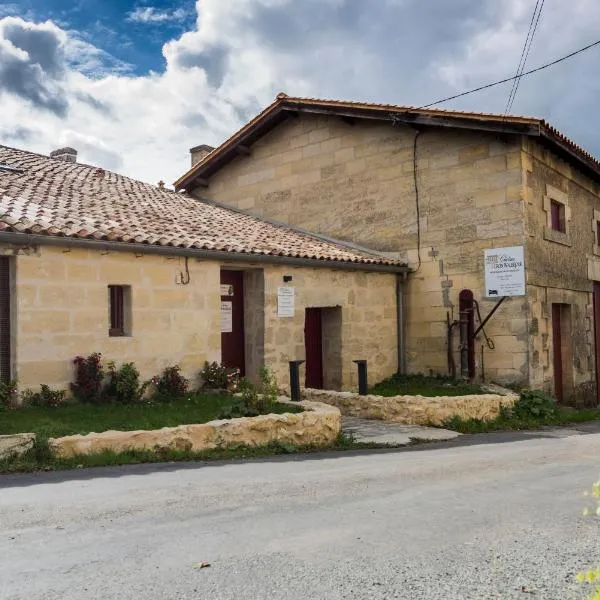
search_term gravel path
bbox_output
[1,434,600,599]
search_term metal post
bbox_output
[459,310,469,380]
[353,360,368,395]
[289,360,304,402]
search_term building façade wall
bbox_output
[195,113,529,386]
[523,139,600,405]
[12,245,397,393]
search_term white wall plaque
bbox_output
[221,301,233,332]
[277,287,295,317]
[220,284,234,297]
[484,246,525,297]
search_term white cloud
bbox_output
[127,6,188,24]
[1,0,600,188]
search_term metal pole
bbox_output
[459,310,469,379]
[353,360,368,395]
[289,360,304,401]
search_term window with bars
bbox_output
[108,285,131,337]
[550,200,566,233]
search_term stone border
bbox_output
[48,399,341,459]
[303,389,518,426]
[0,433,35,459]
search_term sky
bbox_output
[0,0,599,187]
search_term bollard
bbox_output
[353,359,368,395]
[459,309,469,380]
[289,360,305,402]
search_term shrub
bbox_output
[219,366,279,419]
[71,353,105,404]
[153,366,189,399]
[0,378,18,410]
[513,389,558,420]
[200,361,240,391]
[22,385,67,408]
[105,362,148,404]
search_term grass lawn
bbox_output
[370,373,487,397]
[0,394,302,439]
[444,407,600,433]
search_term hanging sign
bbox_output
[277,287,295,317]
[221,301,233,332]
[220,284,234,297]
[484,246,525,297]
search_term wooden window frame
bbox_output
[108,285,130,337]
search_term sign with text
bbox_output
[220,284,234,297]
[277,287,295,318]
[484,246,525,297]
[221,301,233,332]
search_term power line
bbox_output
[504,0,545,115]
[418,37,600,110]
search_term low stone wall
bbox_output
[49,400,341,459]
[303,389,518,426]
[0,433,35,459]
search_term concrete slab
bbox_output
[342,416,460,446]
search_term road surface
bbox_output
[1,432,600,599]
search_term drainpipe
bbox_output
[396,273,407,375]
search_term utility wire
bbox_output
[418,37,600,110]
[505,0,545,115]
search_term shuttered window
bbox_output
[108,285,131,337]
[550,200,566,233]
[0,258,10,383]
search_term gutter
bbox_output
[0,232,409,274]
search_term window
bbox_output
[596,220,600,246]
[550,200,566,233]
[108,285,130,337]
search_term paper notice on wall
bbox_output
[277,287,295,317]
[484,246,525,297]
[220,284,234,297]
[221,301,233,332]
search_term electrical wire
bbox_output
[417,37,600,110]
[504,0,545,116]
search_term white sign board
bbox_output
[484,246,525,297]
[221,301,233,332]
[277,287,295,318]
[220,284,234,297]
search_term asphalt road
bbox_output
[2,433,600,600]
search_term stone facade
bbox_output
[303,388,517,426]
[48,399,341,458]
[11,245,397,392]
[196,113,528,386]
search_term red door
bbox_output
[552,303,563,402]
[594,284,600,405]
[304,308,323,389]
[220,271,245,376]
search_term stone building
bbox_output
[175,94,600,405]
[0,144,407,392]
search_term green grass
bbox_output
[0,433,392,474]
[370,373,487,397]
[444,407,600,433]
[0,394,302,439]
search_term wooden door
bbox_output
[552,303,563,402]
[304,308,323,389]
[0,257,10,383]
[594,284,600,405]
[220,270,245,376]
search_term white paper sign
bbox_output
[220,284,234,297]
[221,301,233,332]
[277,287,295,317]
[484,246,525,297]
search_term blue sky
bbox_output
[1,1,600,185]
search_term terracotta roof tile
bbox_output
[0,145,401,267]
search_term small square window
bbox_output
[550,200,566,233]
[108,285,131,337]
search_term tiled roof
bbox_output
[175,93,600,188]
[0,144,402,267]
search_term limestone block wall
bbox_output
[304,388,518,426]
[48,399,341,458]
[196,113,529,385]
[15,246,221,389]
[523,140,600,404]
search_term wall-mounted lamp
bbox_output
[283,275,293,283]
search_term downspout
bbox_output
[396,272,407,375]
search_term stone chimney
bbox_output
[190,144,214,168]
[49,147,77,163]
